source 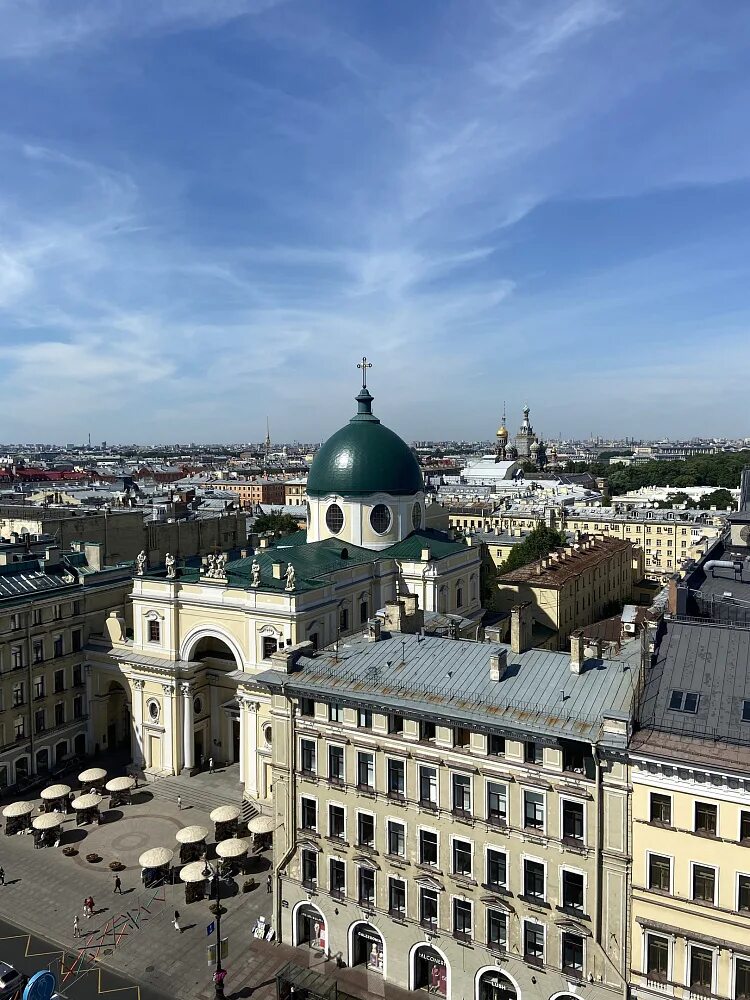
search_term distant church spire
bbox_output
[265,418,271,456]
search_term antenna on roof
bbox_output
[400,639,406,665]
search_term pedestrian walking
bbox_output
[177,795,182,811]
[173,909,181,933]
[73,915,79,938]
[0,866,5,886]
[266,873,272,894]
[114,876,122,894]
[208,756,214,773]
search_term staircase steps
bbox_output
[147,771,242,813]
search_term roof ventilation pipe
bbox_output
[704,560,736,576]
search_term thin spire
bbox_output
[357,355,372,389]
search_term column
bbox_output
[242,700,259,798]
[84,666,94,755]
[131,679,145,766]
[181,682,194,773]
[162,683,174,774]
[238,698,246,785]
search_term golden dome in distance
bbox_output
[496,425,508,440]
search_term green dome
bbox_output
[307,387,424,498]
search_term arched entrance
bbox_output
[181,630,244,771]
[413,945,448,996]
[74,733,86,755]
[14,756,29,784]
[55,741,68,764]
[106,681,131,751]
[295,903,326,951]
[478,970,519,1000]
[350,922,384,973]
[35,748,50,774]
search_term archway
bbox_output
[55,741,68,764]
[477,969,520,1000]
[14,756,29,784]
[412,943,449,997]
[180,627,243,669]
[35,748,50,775]
[106,681,131,752]
[74,733,86,755]
[294,902,326,952]
[349,922,384,974]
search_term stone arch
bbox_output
[476,965,522,1000]
[348,920,386,978]
[106,680,131,752]
[409,940,450,996]
[291,901,327,953]
[179,625,244,668]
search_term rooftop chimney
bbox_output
[271,560,286,580]
[489,647,508,680]
[510,602,533,654]
[366,618,382,642]
[570,632,585,674]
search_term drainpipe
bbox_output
[273,686,298,944]
[591,745,603,949]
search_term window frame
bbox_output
[387,819,406,858]
[451,771,472,817]
[300,795,318,832]
[561,930,585,976]
[560,796,585,844]
[644,932,671,982]
[523,918,545,964]
[486,779,508,827]
[688,943,715,996]
[691,861,718,905]
[647,851,673,894]
[737,871,750,914]
[356,750,375,791]
[694,800,718,837]
[452,896,473,941]
[328,802,346,841]
[299,738,317,776]
[649,792,673,827]
[485,846,508,892]
[560,865,586,914]
[327,743,345,785]
[356,810,376,849]
[522,855,546,903]
[388,875,407,918]
[523,787,546,833]
[451,836,473,878]
[418,826,439,868]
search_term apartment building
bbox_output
[257,627,643,1000]
[0,537,132,790]
[211,478,286,507]
[284,478,308,504]
[629,618,750,1000]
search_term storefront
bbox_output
[414,946,448,996]
[478,971,518,1000]
[296,904,327,952]
[351,923,384,973]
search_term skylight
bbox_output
[668,690,699,714]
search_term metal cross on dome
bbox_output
[357,356,372,389]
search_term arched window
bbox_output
[478,971,518,1000]
[414,946,448,996]
[412,502,422,530]
[296,904,326,951]
[326,504,344,534]
[351,923,384,972]
[370,504,391,534]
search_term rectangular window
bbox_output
[453,727,470,748]
[650,793,672,826]
[55,702,64,726]
[339,607,349,632]
[73,600,81,616]
[487,909,507,949]
[388,713,404,734]
[524,790,545,830]
[34,677,45,699]
[453,899,472,941]
[695,802,717,836]
[72,664,83,687]
[524,921,544,963]
[736,958,750,1000]
[648,854,671,893]
[420,887,438,929]
[35,709,45,733]
[357,752,374,790]
[669,689,699,713]
[741,811,750,842]
[328,745,344,784]
[419,829,438,866]
[387,758,405,799]
[487,733,506,757]
[53,636,63,658]
[12,682,24,707]
[525,741,540,764]
[452,839,472,877]
[300,739,316,775]
[524,859,545,901]
[357,813,375,848]
[73,695,83,719]
[692,864,716,903]
[358,868,375,905]
[486,849,507,891]
[359,601,368,624]
[14,717,25,739]
[562,869,585,911]
[419,766,438,807]
[563,745,585,774]
[299,697,315,717]
[452,773,472,815]
[562,800,584,842]
[53,604,62,620]
[358,708,372,729]
[11,646,23,669]
[147,620,160,642]
[300,797,317,831]
[387,820,405,857]
[562,932,584,974]
[419,720,436,742]
[329,703,343,723]
[54,669,65,693]
[487,781,507,826]
[689,946,713,995]
[32,609,42,625]
[10,612,21,630]
[328,804,345,840]
[738,875,750,913]
[388,877,406,917]
[33,640,44,664]
[301,849,317,887]
[330,858,345,898]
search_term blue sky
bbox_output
[1,0,749,444]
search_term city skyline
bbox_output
[1,1,749,441]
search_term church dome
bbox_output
[530,439,540,455]
[496,424,508,441]
[307,385,424,499]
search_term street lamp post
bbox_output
[203,859,226,999]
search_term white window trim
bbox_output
[418,764,440,807]
[327,741,346,782]
[484,844,509,891]
[449,833,474,878]
[642,928,675,980]
[485,905,509,946]
[739,809,750,842]
[451,770,473,813]
[732,952,750,1000]
[449,892,473,936]
[646,850,674,894]
[694,799,718,834]
[522,917,546,961]
[559,863,588,913]
[648,789,673,824]
[485,778,508,821]
[327,800,347,839]
[736,870,750,914]
[522,786,547,835]
[386,818,407,857]
[299,737,317,775]
[417,824,440,866]
[690,860,718,905]
[559,795,586,844]
[560,928,586,974]
[329,855,346,894]
[685,941,717,996]
[521,853,547,903]
[299,794,318,832]
[355,808,376,846]
[387,873,408,912]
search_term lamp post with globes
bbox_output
[203,858,227,998]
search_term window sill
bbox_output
[524,955,544,968]
[562,967,585,980]
[418,799,438,812]
[453,931,472,944]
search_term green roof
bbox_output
[383,529,467,561]
[306,386,423,498]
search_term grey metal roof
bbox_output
[255,631,642,744]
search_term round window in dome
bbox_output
[326,503,344,534]
[412,502,422,530]
[370,503,391,534]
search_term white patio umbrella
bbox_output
[78,767,107,784]
[180,860,209,883]
[71,793,102,811]
[175,825,208,844]
[139,847,174,868]
[216,837,249,858]
[247,815,274,834]
[105,776,136,792]
[210,805,240,823]
[32,813,63,831]
[2,801,33,818]
[41,784,71,801]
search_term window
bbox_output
[420,887,438,929]
[53,604,62,620]
[54,669,64,693]
[419,830,438,866]
[358,708,372,729]
[650,793,672,826]
[34,677,45,699]
[695,801,717,836]
[487,781,507,826]
[453,899,472,941]
[741,811,750,842]
[648,855,671,893]
[419,766,438,807]
[563,744,585,774]
[562,800,584,842]
[339,607,349,632]
[300,739,316,775]
[299,698,315,717]
[55,702,64,726]
[486,849,507,891]
[358,867,375,905]
[53,635,63,657]
[562,869,585,911]
[357,752,374,790]
[73,600,81,616]
[488,734,506,757]
[300,797,317,831]
[412,502,422,530]
[32,609,42,625]
[33,640,44,664]
[329,703,343,723]
[388,714,404,734]
[328,804,345,840]
[452,773,472,815]
[487,909,507,949]
[73,664,82,687]
[387,821,405,857]
[73,696,83,719]
[646,934,669,980]
[419,720,436,742]
[454,727,470,748]
[743,701,750,723]
[301,849,317,887]
[692,864,716,903]
[35,709,45,733]
[14,717,25,739]
[524,921,544,963]
[525,741,540,764]
[147,620,160,643]
[524,790,545,830]
[326,503,344,534]
[11,646,22,669]
[452,839,472,877]
[370,504,391,534]
[524,859,545,901]
[689,946,713,995]
[736,958,750,1000]
[387,758,405,799]
[388,877,406,917]
[328,745,344,784]
[12,682,24,707]
[10,612,21,630]
[738,875,750,912]
[669,690,699,713]
[562,932,584,975]
[261,636,277,659]
[359,600,368,625]
[357,813,375,848]
[330,858,345,898]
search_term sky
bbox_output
[1,0,750,444]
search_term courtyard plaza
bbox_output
[0,761,274,1000]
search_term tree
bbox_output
[252,511,302,537]
[700,488,736,510]
[498,523,568,575]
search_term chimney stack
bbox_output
[366,618,381,642]
[570,632,585,674]
[490,648,508,680]
[511,602,533,654]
